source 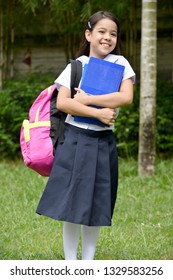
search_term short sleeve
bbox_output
[117,56,136,84]
[54,63,71,90]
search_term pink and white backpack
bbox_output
[20,60,82,176]
[20,85,56,176]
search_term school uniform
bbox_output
[36,54,135,226]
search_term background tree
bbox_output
[138,0,157,176]
[0,4,3,89]
[0,0,49,83]
[18,0,140,61]
[49,0,84,60]
[0,0,172,160]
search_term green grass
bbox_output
[0,158,173,260]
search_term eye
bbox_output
[111,33,117,37]
[98,30,105,34]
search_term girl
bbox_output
[36,11,135,260]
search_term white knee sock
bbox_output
[63,222,81,260]
[82,226,100,260]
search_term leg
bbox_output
[82,225,100,260]
[63,222,81,260]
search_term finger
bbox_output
[74,88,81,93]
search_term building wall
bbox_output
[12,36,173,81]
[14,46,66,78]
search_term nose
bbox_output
[104,32,111,40]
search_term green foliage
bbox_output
[0,76,172,159]
[156,79,173,154]
[115,79,173,158]
[0,73,54,159]
[114,84,139,157]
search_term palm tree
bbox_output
[138,0,157,176]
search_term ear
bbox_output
[85,29,91,42]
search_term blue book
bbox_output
[74,57,125,126]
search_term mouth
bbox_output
[101,43,111,48]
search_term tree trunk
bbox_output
[0,8,3,90]
[138,0,157,176]
[10,27,14,78]
[172,31,173,83]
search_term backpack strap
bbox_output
[70,59,82,97]
[51,59,82,149]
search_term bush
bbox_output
[0,73,54,159]
[0,75,172,159]
[114,84,139,157]
[156,79,173,155]
[115,79,173,157]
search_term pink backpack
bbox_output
[20,60,82,176]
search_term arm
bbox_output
[56,85,116,126]
[74,78,134,109]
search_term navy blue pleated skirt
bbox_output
[36,124,118,226]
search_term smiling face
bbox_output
[85,18,118,59]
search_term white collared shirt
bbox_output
[55,54,135,131]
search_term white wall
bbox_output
[13,46,66,77]
[12,37,173,80]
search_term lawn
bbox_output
[0,157,173,260]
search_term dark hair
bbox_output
[76,11,121,57]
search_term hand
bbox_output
[74,88,89,105]
[96,108,116,126]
